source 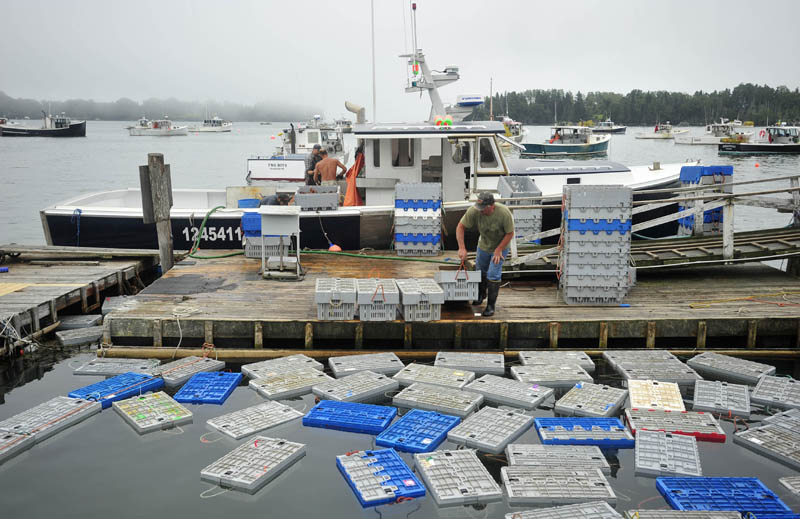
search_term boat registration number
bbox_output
[181,226,242,243]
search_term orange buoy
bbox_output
[755,163,760,168]
[328,244,342,252]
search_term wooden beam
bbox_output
[304,322,313,349]
[747,320,757,349]
[204,321,214,344]
[499,322,508,350]
[598,322,608,349]
[153,319,162,348]
[453,323,462,349]
[355,322,364,349]
[548,322,559,349]
[646,321,656,349]
[254,322,263,349]
[404,323,412,349]
[696,321,707,350]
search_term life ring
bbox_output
[759,129,766,138]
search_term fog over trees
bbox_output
[0,91,320,121]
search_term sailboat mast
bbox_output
[371,0,377,121]
[489,78,493,121]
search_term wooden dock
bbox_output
[103,250,800,353]
[0,245,160,356]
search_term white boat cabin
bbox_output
[278,124,345,156]
[353,120,509,206]
[547,126,594,144]
[203,116,230,127]
[766,125,800,144]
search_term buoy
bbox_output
[328,244,342,252]
[755,163,760,168]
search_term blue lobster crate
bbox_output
[566,219,632,234]
[303,400,397,435]
[237,198,260,208]
[656,477,800,519]
[394,233,441,245]
[68,372,165,409]
[534,417,635,448]
[375,409,460,453]
[395,199,442,211]
[336,448,426,507]
[173,371,242,405]
[241,212,261,237]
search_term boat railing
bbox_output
[506,172,800,266]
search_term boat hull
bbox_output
[191,124,233,133]
[521,139,609,157]
[719,142,800,155]
[0,121,86,137]
[592,127,627,134]
[128,126,189,136]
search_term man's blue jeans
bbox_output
[475,247,508,282]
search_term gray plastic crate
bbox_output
[244,236,288,259]
[447,407,534,454]
[513,208,543,222]
[393,362,475,389]
[434,352,504,376]
[563,250,630,268]
[328,352,404,378]
[562,286,629,306]
[394,214,441,229]
[241,354,324,380]
[750,375,800,410]
[57,314,103,330]
[537,421,634,446]
[780,475,800,495]
[497,175,541,206]
[0,431,34,466]
[506,502,622,519]
[625,512,740,519]
[634,429,702,477]
[295,185,338,211]
[151,356,225,388]
[554,382,628,418]
[394,241,442,257]
[200,436,306,494]
[414,449,503,507]
[0,396,101,443]
[562,262,631,277]
[393,383,482,418]
[206,401,304,440]
[764,407,800,430]
[396,278,444,320]
[617,364,702,389]
[624,408,725,441]
[692,380,750,417]
[733,423,800,471]
[686,351,775,385]
[315,278,357,320]
[463,374,553,409]
[73,357,161,377]
[518,351,595,372]
[564,184,632,208]
[602,350,678,369]
[434,268,481,302]
[355,279,400,320]
[112,392,192,434]
[561,271,630,288]
[249,367,333,400]
[312,370,399,403]
[501,466,616,506]
[628,379,685,411]
[566,206,633,221]
[504,444,611,474]
[510,364,593,389]
[394,182,442,201]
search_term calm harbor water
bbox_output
[1,124,800,517]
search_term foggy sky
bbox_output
[2,0,798,122]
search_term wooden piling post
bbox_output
[646,321,656,349]
[598,322,608,349]
[140,153,174,273]
[696,321,707,350]
[722,199,734,261]
[746,320,757,349]
[787,177,800,276]
[548,322,559,349]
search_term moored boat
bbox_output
[592,118,627,134]
[521,126,610,157]
[675,120,752,145]
[191,115,232,132]
[635,122,688,140]
[0,111,86,137]
[719,124,800,155]
[127,117,188,136]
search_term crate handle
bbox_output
[454,260,468,280]
[371,283,387,303]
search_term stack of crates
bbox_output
[315,278,357,320]
[497,176,543,245]
[560,185,633,305]
[394,183,442,256]
[677,165,733,237]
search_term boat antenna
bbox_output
[411,2,418,56]
[489,78,493,121]
[371,0,377,121]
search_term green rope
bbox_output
[188,205,244,259]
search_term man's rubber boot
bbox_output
[472,273,487,306]
[482,280,501,317]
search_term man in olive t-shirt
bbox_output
[456,192,514,317]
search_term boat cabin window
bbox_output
[391,139,414,167]
[372,140,380,167]
[452,141,470,164]
[307,131,320,144]
[479,137,498,168]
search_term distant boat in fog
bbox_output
[127,116,188,136]
[191,115,232,132]
[1,111,86,137]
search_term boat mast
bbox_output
[370,0,377,121]
[489,78,493,121]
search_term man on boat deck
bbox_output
[259,192,292,206]
[313,150,347,186]
[456,192,514,317]
[305,144,323,185]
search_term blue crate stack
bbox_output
[677,165,733,237]
[497,176,543,245]
[394,183,442,256]
[534,417,635,448]
[560,185,634,305]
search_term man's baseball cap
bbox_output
[312,144,322,150]
[474,192,495,209]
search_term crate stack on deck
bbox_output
[394,182,442,256]
[498,175,543,245]
[677,165,733,237]
[560,185,634,305]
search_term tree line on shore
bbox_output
[0,91,318,122]
[470,83,800,126]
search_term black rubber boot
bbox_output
[472,273,487,306]
[482,280,501,317]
